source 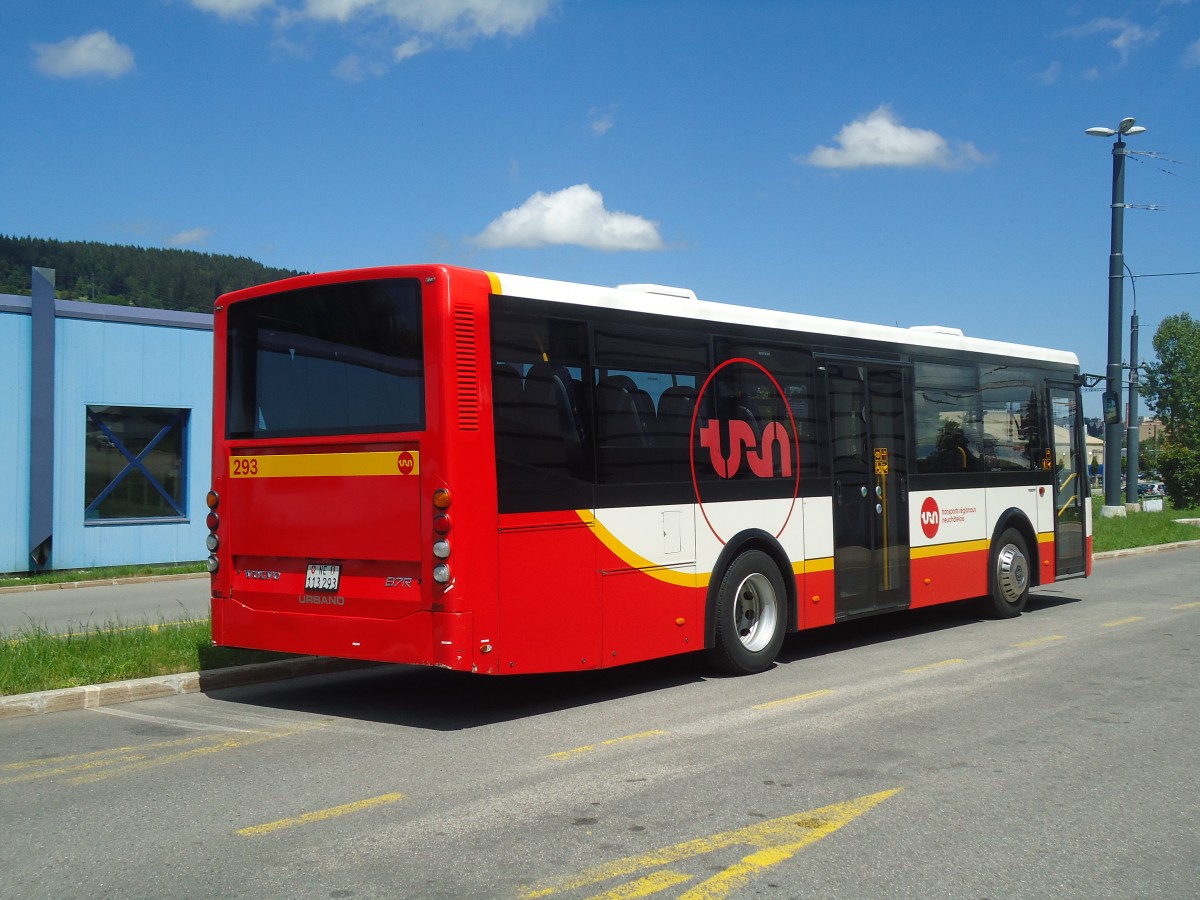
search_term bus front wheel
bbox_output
[708,550,786,675]
[983,528,1031,618]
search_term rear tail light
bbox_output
[206,489,220,572]
[432,487,451,584]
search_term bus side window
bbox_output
[593,328,709,485]
[490,310,593,513]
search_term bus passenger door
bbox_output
[1048,383,1086,577]
[824,362,911,618]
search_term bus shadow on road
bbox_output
[206,652,707,731]
[774,589,1085,666]
[207,590,1086,730]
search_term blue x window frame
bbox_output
[85,407,188,521]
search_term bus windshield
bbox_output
[225,278,424,439]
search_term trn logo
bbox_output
[699,420,793,479]
[920,496,940,539]
[690,357,801,545]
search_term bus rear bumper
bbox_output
[212,597,477,671]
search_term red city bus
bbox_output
[207,265,1090,675]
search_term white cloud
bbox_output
[1035,61,1062,85]
[1065,17,1160,64]
[802,106,989,171]
[33,31,135,79]
[470,184,664,252]
[189,0,274,19]
[167,228,213,247]
[300,0,554,39]
[393,36,429,62]
[1184,37,1200,68]
[589,105,616,135]
[333,53,387,80]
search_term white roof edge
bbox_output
[616,283,699,301]
[488,271,1079,367]
[909,325,964,337]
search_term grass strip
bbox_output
[1091,500,1200,553]
[0,617,296,696]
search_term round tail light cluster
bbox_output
[432,488,452,584]
[205,490,220,573]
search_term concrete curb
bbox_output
[0,656,377,720]
[1092,539,1200,560]
[0,571,207,595]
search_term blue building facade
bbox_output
[2,268,213,573]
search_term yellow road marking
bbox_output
[753,689,836,710]
[546,730,666,761]
[1013,635,1066,648]
[1171,601,1200,610]
[520,788,901,899]
[584,870,693,899]
[1102,616,1145,628]
[903,658,965,674]
[1,723,325,787]
[237,792,405,836]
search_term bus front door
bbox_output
[1049,383,1087,577]
[824,362,911,618]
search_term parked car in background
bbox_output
[1138,481,1165,498]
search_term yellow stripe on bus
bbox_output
[229,451,419,479]
[579,509,826,588]
[912,532,1055,559]
[911,539,990,560]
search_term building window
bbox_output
[85,406,188,522]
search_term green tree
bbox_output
[1142,312,1200,447]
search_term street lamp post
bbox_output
[1086,117,1147,516]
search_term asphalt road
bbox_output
[1,550,1197,899]
[0,576,209,635]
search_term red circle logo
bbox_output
[920,496,940,539]
[689,358,801,545]
[396,451,416,475]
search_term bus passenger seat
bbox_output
[597,376,648,447]
[492,363,524,423]
[524,362,585,444]
[654,385,697,446]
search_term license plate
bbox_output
[305,564,340,592]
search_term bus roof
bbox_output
[490,270,1080,368]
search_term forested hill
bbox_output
[0,235,303,312]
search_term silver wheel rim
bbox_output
[733,572,779,652]
[995,543,1029,604]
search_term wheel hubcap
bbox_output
[733,573,779,652]
[996,543,1029,603]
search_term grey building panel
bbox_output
[55,299,213,331]
[1,294,32,314]
[29,268,56,568]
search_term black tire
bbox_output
[708,550,787,675]
[982,528,1031,618]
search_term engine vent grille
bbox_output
[454,305,479,431]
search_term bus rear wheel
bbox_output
[982,528,1030,618]
[708,550,786,675]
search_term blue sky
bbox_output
[3,1,1199,416]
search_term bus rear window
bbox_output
[226,278,423,439]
